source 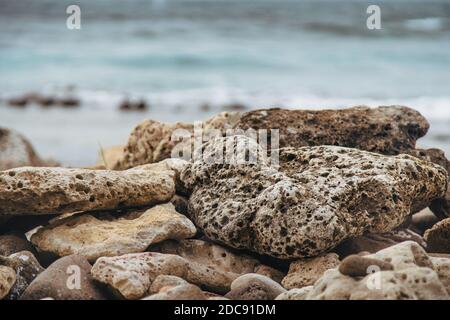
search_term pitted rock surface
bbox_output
[235,106,429,155]
[30,204,196,262]
[0,166,175,216]
[424,218,450,254]
[181,135,447,259]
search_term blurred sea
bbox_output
[0,0,449,166]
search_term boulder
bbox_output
[181,135,447,259]
[30,204,196,262]
[281,253,340,289]
[0,165,175,216]
[424,218,450,253]
[0,251,44,300]
[225,273,286,300]
[0,266,16,300]
[20,255,107,300]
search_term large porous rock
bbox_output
[424,218,450,254]
[0,128,48,170]
[303,241,449,300]
[181,135,447,259]
[281,253,340,289]
[91,243,271,300]
[0,251,44,300]
[0,165,175,216]
[30,204,196,262]
[0,235,36,256]
[225,273,286,300]
[235,106,429,155]
[333,229,426,258]
[114,112,241,170]
[20,255,108,300]
[0,265,16,300]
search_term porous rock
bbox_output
[143,284,207,300]
[424,218,450,254]
[281,253,340,289]
[225,273,286,300]
[149,275,189,294]
[0,265,16,300]
[20,255,107,300]
[181,135,447,259]
[0,165,175,216]
[304,241,449,300]
[30,203,196,262]
[235,106,429,155]
[275,286,313,300]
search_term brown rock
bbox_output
[0,235,36,256]
[424,218,450,253]
[225,273,286,300]
[281,253,340,289]
[0,165,175,216]
[338,255,394,277]
[142,283,206,300]
[20,255,108,300]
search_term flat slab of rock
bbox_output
[424,218,450,253]
[302,241,449,300]
[182,135,447,259]
[30,203,196,262]
[0,165,175,216]
[235,106,429,155]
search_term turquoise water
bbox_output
[0,0,450,165]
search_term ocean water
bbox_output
[0,0,449,166]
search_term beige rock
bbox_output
[275,286,313,300]
[30,203,196,262]
[0,265,16,299]
[96,145,124,169]
[149,275,189,294]
[281,253,340,289]
[143,284,207,300]
[225,273,286,300]
[0,166,175,216]
[430,256,450,294]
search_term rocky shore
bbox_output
[0,105,449,300]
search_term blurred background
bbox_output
[0,0,449,166]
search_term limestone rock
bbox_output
[0,235,36,256]
[275,286,313,300]
[424,218,450,253]
[182,135,447,259]
[334,229,426,258]
[0,251,44,300]
[430,256,450,294]
[143,284,207,300]
[0,266,16,300]
[254,264,285,283]
[304,241,449,300]
[30,204,196,262]
[225,273,286,300]
[0,166,175,216]
[149,275,189,294]
[235,106,429,155]
[20,255,107,300]
[0,128,48,171]
[281,253,340,289]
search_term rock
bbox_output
[143,284,207,300]
[0,128,49,170]
[338,255,393,277]
[0,251,44,300]
[430,256,450,294]
[0,235,36,256]
[225,273,286,300]
[275,286,313,300]
[119,99,148,112]
[430,186,450,219]
[91,243,266,300]
[424,218,450,253]
[303,241,449,300]
[411,208,440,235]
[30,203,196,262]
[115,120,194,169]
[0,165,175,216]
[0,266,16,299]
[170,195,189,215]
[334,229,426,258]
[96,145,124,169]
[20,255,107,300]
[181,135,447,259]
[254,265,285,283]
[235,106,429,155]
[281,253,340,289]
[149,275,188,294]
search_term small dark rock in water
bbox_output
[20,255,108,300]
[235,106,429,155]
[57,97,80,107]
[338,255,394,277]
[222,103,247,111]
[7,97,28,108]
[424,218,450,254]
[119,99,148,111]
